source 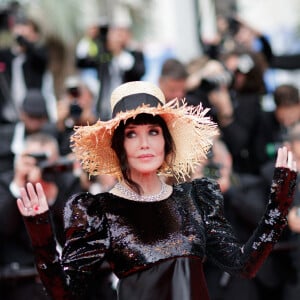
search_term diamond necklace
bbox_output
[114,180,168,202]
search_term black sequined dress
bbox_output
[24,168,297,300]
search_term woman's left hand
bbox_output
[275,146,297,171]
[17,182,49,217]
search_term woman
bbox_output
[17,81,297,300]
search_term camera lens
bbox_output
[68,87,80,98]
[70,103,82,119]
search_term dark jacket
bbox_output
[0,42,48,123]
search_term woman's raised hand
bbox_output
[17,182,49,217]
[275,146,297,171]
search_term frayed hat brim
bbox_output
[71,98,219,181]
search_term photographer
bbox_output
[56,76,98,155]
[96,13,146,121]
[75,18,109,82]
[0,16,52,123]
[0,133,84,299]
[186,57,233,123]
[255,84,300,167]
[158,58,189,103]
[0,88,58,175]
[186,53,264,175]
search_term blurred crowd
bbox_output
[0,3,300,300]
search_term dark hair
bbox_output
[274,84,299,107]
[111,113,175,194]
[160,58,188,80]
[15,16,41,34]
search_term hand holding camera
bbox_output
[27,153,74,182]
[12,22,31,51]
[13,153,43,187]
[14,151,74,186]
[15,34,30,49]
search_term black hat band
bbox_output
[112,93,163,118]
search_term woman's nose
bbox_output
[139,135,149,149]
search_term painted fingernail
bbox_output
[34,205,39,211]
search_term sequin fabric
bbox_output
[24,167,297,299]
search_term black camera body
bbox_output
[199,72,233,93]
[65,81,83,119]
[27,153,74,182]
[69,102,82,119]
[39,158,74,182]
[15,34,29,48]
[27,153,48,164]
[227,17,241,36]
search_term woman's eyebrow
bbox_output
[125,124,137,129]
[125,124,160,129]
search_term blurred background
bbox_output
[1,1,300,299]
[0,0,299,96]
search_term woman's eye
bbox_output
[125,130,136,138]
[149,129,159,136]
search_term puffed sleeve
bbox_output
[24,210,71,299]
[24,192,110,299]
[62,192,110,290]
[193,167,297,278]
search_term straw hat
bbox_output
[71,81,218,181]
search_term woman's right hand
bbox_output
[17,182,49,217]
[275,146,297,171]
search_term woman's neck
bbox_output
[129,173,162,195]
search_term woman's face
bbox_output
[124,123,165,176]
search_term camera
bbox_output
[27,153,74,182]
[65,77,83,119]
[27,153,48,164]
[69,101,82,119]
[39,158,74,182]
[15,34,29,48]
[199,72,232,93]
[227,16,240,35]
